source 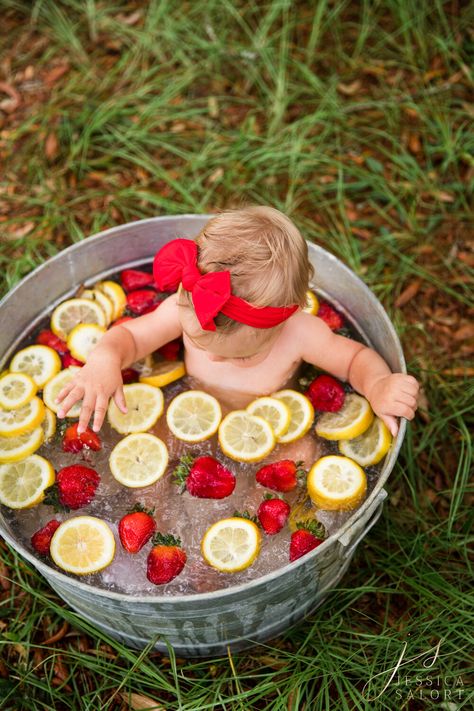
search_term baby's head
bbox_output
[177,205,313,366]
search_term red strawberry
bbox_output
[257,495,291,535]
[44,465,100,511]
[36,329,68,355]
[157,338,181,361]
[61,352,83,368]
[121,368,139,384]
[289,521,325,562]
[305,374,345,412]
[174,455,235,499]
[120,269,154,292]
[317,302,345,330]
[255,460,306,493]
[147,532,187,585]
[118,503,156,553]
[110,315,134,327]
[126,289,159,315]
[31,519,61,555]
[62,422,102,452]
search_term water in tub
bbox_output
[0,274,387,596]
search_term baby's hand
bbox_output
[366,373,420,437]
[55,357,127,433]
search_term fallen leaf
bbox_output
[44,63,70,86]
[119,692,165,710]
[453,324,474,342]
[394,280,421,308]
[337,79,361,96]
[45,132,59,161]
[441,367,474,376]
[432,190,455,203]
[0,82,21,113]
[207,167,224,184]
[117,10,143,26]
[408,133,421,154]
[351,227,371,240]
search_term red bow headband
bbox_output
[153,239,299,332]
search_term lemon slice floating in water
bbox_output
[272,389,314,444]
[307,455,367,511]
[338,417,392,466]
[139,361,186,388]
[303,289,319,315]
[166,390,221,443]
[81,288,114,325]
[246,396,291,438]
[67,323,106,362]
[201,517,261,573]
[95,281,126,321]
[108,383,164,434]
[0,427,45,464]
[10,345,61,388]
[42,367,82,418]
[315,393,373,441]
[0,455,55,508]
[50,516,116,575]
[41,407,57,443]
[0,372,37,410]
[109,433,168,487]
[218,410,275,462]
[0,397,45,437]
[51,298,106,340]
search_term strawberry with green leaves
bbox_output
[255,460,306,492]
[147,532,187,585]
[257,494,291,535]
[289,521,325,561]
[118,503,156,553]
[174,454,236,499]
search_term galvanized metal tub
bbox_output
[0,215,405,657]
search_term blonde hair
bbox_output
[179,204,313,334]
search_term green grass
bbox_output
[0,1,473,708]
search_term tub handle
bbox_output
[337,488,388,559]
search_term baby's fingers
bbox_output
[381,415,398,438]
[57,386,84,418]
[92,394,109,433]
[55,381,75,406]
[113,386,128,414]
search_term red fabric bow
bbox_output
[153,238,298,331]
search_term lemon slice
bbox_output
[67,323,106,363]
[201,517,261,572]
[338,417,392,466]
[218,410,275,462]
[95,281,126,321]
[0,397,45,437]
[246,396,291,438]
[42,367,82,417]
[139,361,186,388]
[109,433,168,487]
[50,298,106,340]
[0,372,37,410]
[315,393,374,441]
[41,407,57,442]
[9,345,61,388]
[307,455,367,510]
[81,288,114,325]
[0,426,45,464]
[303,289,319,315]
[166,390,222,442]
[272,389,314,443]
[50,516,116,575]
[107,383,164,434]
[0,455,55,508]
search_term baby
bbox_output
[56,205,420,436]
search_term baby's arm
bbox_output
[56,294,183,432]
[297,312,419,436]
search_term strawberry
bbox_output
[61,352,83,368]
[289,521,325,562]
[147,532,187,585]
[126,289,159,315]
[157,338,181,361]
[317,302,345,330]
[36,329,68,355]
[44,465,100,511]
[62,422,102,452]
[257,494,291,535]
[121,368,139,384]
[255,460,306,493]
[118,503,156,553]
[174,454,235,499]
[305,374,345,412]
[120,269,154,292]
[31,519,61,555]
[110,315,134,327]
